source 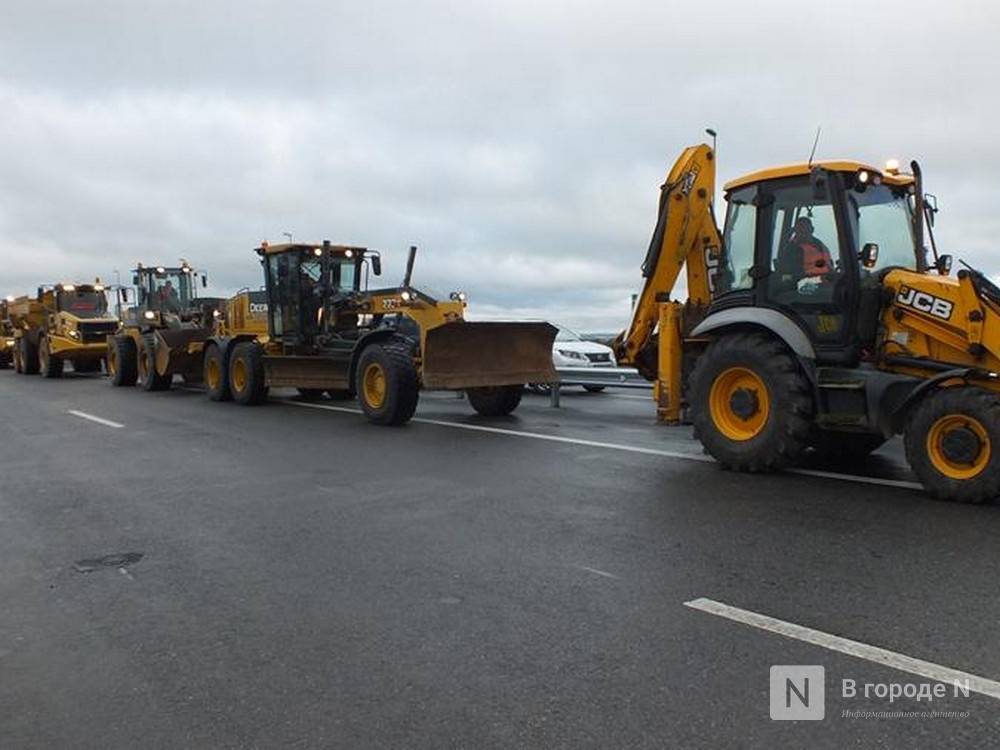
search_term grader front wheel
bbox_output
[690,332,813,472]
[905,387,1000,504]
[355,340,419,426]
[229,342,268,405]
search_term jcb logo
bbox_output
[896,286,954,321]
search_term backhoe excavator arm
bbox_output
[613,144,722,370]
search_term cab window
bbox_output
[719,186,757,293]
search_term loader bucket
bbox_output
[154,326,211,378]
[421,321,558,390]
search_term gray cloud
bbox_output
[2,0,998,331]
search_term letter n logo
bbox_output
[769,665,825,720]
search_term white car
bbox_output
[530,325,617,393]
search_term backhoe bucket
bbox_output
[154,327,211,378]
[421,321,558,390]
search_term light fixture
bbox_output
[885,158,900,174]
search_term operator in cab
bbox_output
[777,216,834,283]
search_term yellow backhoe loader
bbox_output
[200,241,557,425]
[7,282,119,377]
[614,142,1000,503]
[107,262,224,390]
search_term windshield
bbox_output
[845,183,918,277]
[57,290,108,318]
[142,270,194,313]
[554,326,581,342]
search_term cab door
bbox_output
[755,174,858,363]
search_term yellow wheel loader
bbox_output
[202,241,557,425]
[614,142,1000,503]
[6,283,119,377]
[107,262,224,390]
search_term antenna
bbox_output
[705,128,717,155]
[807,126,822,166]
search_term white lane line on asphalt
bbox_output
[284,400,924,492]
[573,565,621,580]
[684,597,1000,701]
[68,410,124,429]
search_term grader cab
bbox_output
[199,242,556,424]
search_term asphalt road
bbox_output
[1,370,999,748]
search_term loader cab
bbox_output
[258,242,369,352]
[132,265,201,315]
[716,161,921,364]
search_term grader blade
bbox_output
[421,321,557,390]
[154,327,210,377]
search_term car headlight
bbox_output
[557,349,587,361]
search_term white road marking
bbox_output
[68,410,124,429]
[285,399,924,492]
[684,597,1000,701]
[573,564,621,580]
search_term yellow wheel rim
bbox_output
[232,358,247,393]
[362,362,387,409]
[708,366,771,441]
[205,357,220,389]
[927,414,991,480]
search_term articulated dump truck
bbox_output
[199,242,557,425]
[0,298,15,368]
[107,262,225,390]
[6,282,119,377]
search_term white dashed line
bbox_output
[68,410,124,429]
[573,565,621,580]
[284,399,923,492]
[685,597,1000,700]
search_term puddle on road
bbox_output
[73,552,144,573]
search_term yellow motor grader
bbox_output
[7,282,119,377]
[614,142,1000,503]
[199,241,556,425]
[107,262,224,390]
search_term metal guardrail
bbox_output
[545,366,652,407]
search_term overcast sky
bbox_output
[2,0,998,331]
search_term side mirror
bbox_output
[936,254,952,275]
[859,242,879,269]
[371,255,382,276]
[202,274,208,288]
[132,275,139,285]
[119,288,130,303]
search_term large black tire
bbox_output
[21,338,38,375]
[809,430,886,465]
[138,334,171,391]
[203,343,231,402]
[229,341,269,405]
[583,385,606,393]
[904,387,1000,504]
[13,341,23,373]
[108,335,138,386]
[355,340,419,425]
[38,337,63,378]
[690,332,813,472]
[467,385,523,416]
